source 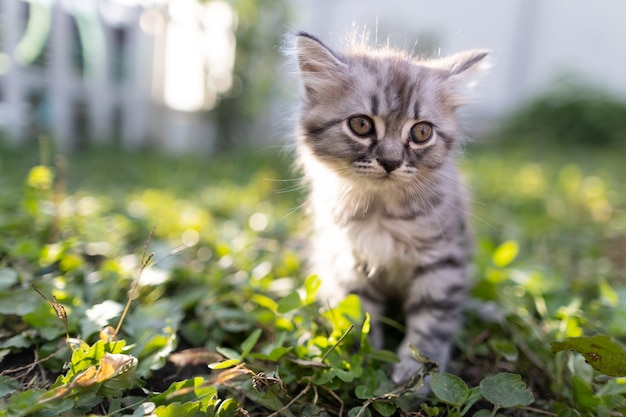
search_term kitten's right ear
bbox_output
[296,32,347,74]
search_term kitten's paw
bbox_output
[391,357,424,384]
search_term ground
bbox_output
[1,134,626,416]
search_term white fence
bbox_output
[0,0,236,152]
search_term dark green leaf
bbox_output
[216,346,241,360]
[0,375,19,397]
[355,385,373,399]
[300,404,330,417]
[22,302,67,340]
[430,372,469,407]
[277,291,302,313]
[6,388,47,413]
[240,328,262,358]
[0,334,31,349]
[312,369,335,385]
[372,400,397,416]
[461,387,485,416]
[334,368,354,382]
[0,268,18,290]
[479,373,534,408]
[268,346,291,361]
[551,335,626,377]
[601,394,626,411]
[348,406,371,417]
[40,397,76,416]
[0,290,41,315]
[557,409,582,417]
[367,349,399,364]
[572,374,600,409]
[489,339,519,362]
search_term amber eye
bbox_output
[348,115,375,137]
[409,122,434,144]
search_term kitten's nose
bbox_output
[377,158,402,173]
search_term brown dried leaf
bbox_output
[95,353,137,382]
[168,348,223,367]
[74,366,98,387]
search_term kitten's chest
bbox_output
[347,211,441,273]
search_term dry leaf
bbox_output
[95,353,137,382]
[73,353,137,388]
[74,366,98,387]
[168,348,223,367]
[207,363,253,386]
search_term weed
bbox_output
[0,139,625,416]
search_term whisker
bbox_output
[435,171,489,207]
[264,177,303,183]
[417,174,496,231]
[405,178,447,239]
[281,201,308,221]
[275,184,306,194]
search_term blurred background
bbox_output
[2,0,626,153]
[3,3,626,412]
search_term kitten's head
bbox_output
[294,32,489,186]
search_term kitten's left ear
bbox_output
[292,32,348,101]
[295,32,347,74]
[431,49,492,89]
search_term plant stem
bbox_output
[320,324,354,362]
[267,382,311,417]
[113,226,155,338]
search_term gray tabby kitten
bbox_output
[293,32,489,383]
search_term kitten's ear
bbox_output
[295,32,347,74]
[444,50,491,76]
[427,50,491,105]
[294,32,347,100]
[446,50,491,90]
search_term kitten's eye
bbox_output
[348,115,375,137]
[409,122,433,144]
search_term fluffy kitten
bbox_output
[293,32,489,383]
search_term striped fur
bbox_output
[294,32,489,383]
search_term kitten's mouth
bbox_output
[367,171,398,182]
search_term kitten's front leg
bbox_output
[350,285,387,349]
[392,263,467,383]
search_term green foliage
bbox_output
[1,340,137,416]
[430,373,468,407]
[552,335,626,377]
[1,134,626,416]
[501,79,626,148]
[428,372,534,416]
[479,373,534,409]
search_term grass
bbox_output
[1,135,626,416]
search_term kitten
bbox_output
[293,31,489,383]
